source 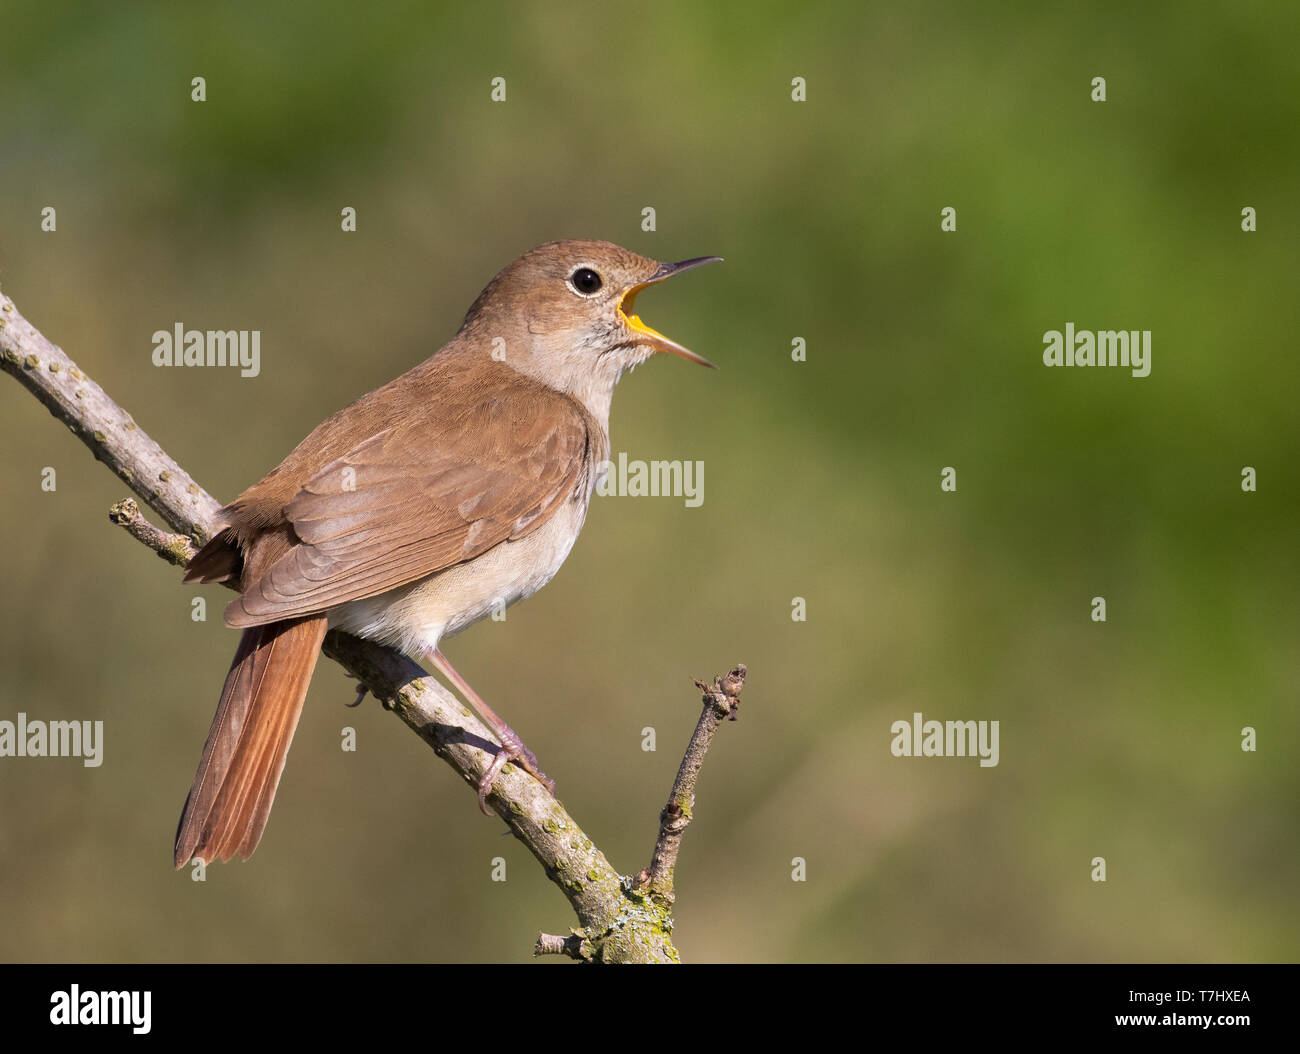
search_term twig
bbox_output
[534,932,590,960]
[109,498,200,568]
[635,665,747,904]
[1,286,742,962]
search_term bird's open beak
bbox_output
[618,256,722,368]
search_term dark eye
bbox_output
[569,267,603,296]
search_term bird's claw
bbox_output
[477,736,555,816]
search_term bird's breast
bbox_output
[329,491,592,657]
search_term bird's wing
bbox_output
[223,383,594,627]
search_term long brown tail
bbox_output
[174,615,328,868]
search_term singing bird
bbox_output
[174,240,720,867]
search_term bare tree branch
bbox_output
[1,286,741,963]
[634,665,747,905]
[0,296,220,542]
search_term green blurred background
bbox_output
[2,2,1296,962]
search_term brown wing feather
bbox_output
[223,373,594,628]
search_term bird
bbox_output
[173,239,720,868]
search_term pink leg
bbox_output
[425,648,555,815]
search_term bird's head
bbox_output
[460,239,720,418]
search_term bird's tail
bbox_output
[174,615,328,868]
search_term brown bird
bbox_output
[174,239,720,868]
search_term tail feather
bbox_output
[174,615,328,868]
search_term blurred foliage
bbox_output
[1,1,1296,962]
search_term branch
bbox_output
[534,931,589,960]
[634,665,747,904]
[2,286,741,962]
[0,296,220,542]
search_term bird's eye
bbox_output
[569,267,603,296]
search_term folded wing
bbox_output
[224,383,594,627]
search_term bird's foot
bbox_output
[421,647,556,814]
[478,729,556,816]
[341,670,369,708]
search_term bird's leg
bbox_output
[424,648,556,815]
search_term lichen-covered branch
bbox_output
[2,286,741,963]
[635,665,747,905]
[318,629,639,941]
[534,931,589,960]
[109,498,200,568]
